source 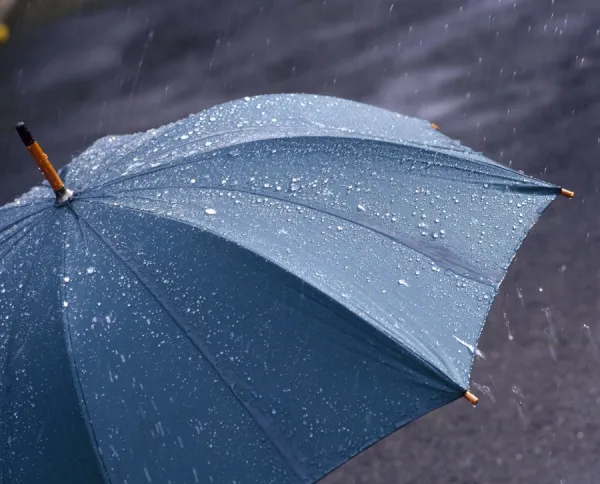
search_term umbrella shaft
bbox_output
[27,142,64,192]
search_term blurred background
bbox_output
[0,0,599,482]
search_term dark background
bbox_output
[1,0,599,482]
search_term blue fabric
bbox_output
[0,94,558,483]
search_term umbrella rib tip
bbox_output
[560,188,574,198]
[464,391,479,405]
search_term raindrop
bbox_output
[205,208,217,215]
[473,382,496,403]
[87,267,96,275]
[512,385,525,399]
[357,204,366,212]
[180,134,189,140]
[398,279,409,287]
[453,335,477,355]
[63,276,70,283]
[63,301,69,308]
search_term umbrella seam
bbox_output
[78,187,500,286]
[0,210,53,260]
[73,206,311,484]
[0,211,56,481]
[60,214,113,484]
[76,198,466,392]
[77,134,552,194]
[0,199,52,215]
[0,204,53,237]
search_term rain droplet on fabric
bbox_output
[205,208,217,215]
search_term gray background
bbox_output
[0,0,598,482]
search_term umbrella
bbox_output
[0,94,572,483]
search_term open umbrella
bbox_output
[0,94,572,484]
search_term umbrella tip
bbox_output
[464,391,479,405]
[560,188,574,198]
[16,122,35,147]
[16,122,71,201]
[431,122,440,131]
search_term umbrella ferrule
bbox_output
[16,122,72,202]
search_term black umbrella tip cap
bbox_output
[16,122,35,147]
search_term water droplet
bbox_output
[357,204,366,212]
[180,134,189,140]
[398,279,409,287]
[86,267,96,274]
[205,208,217,215]
[63,276,70,283]
[63,301,69,308]
[190,179,196,184]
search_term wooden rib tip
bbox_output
[560,188,574,198]
[464,391,479,405]
[431,122,440,131]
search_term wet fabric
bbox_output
[0,94,559,483]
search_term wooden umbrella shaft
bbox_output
[27,141,64,192]
[16,122,66,196]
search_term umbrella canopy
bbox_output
[0,94,569,484]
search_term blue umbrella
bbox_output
[0,94,572,483]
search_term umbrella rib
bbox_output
[72,207,310,483]
[80,186,500,286]
[76,198,468,392]
[0,211,56,478]
[0,198,52,215]
[80,133,547,195]
[0,204,53,237]
[83,125,307,192]
[59,230,113,484]
[0,209,53,260]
